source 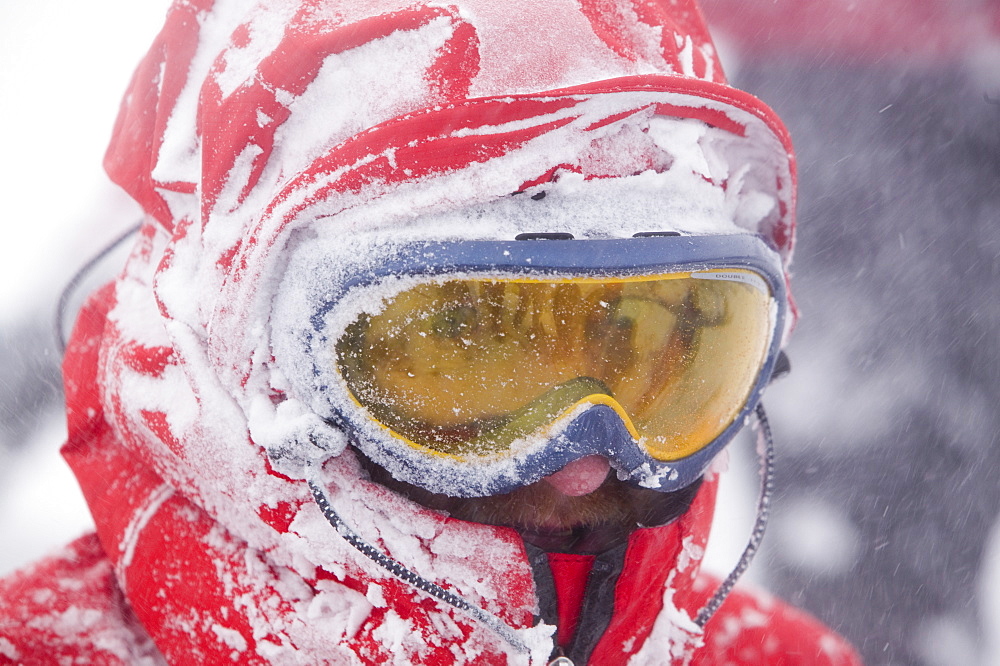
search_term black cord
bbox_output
[54,222,142,354]
[695,402,775,627]
[305,463,531,654]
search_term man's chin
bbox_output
[355,450,702,554]
[432,477,703,553]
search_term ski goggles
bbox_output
[274,234,787,497]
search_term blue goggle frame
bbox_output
[275,233,787,497]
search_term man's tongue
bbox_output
[542,455,611,496]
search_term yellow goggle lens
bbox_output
[335,271,772,461]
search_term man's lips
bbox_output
[542,455,611,496]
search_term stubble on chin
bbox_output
[357,450,702,553]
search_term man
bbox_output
[0,0,861,663]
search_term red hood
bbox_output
[67,0,795,662]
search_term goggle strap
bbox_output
[55,220,141,354]
[769,350,792,383]
[694,401,775,628]
[305,460,532,654]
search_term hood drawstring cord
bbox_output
[54,221,142,354]
[305,461,532,655]
[694,402,775,628]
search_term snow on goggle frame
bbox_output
[277,234,787,497]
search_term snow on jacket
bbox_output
[1,0,859,663]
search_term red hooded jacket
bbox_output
[1,0,860,663]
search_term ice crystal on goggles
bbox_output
[272,235,787,497]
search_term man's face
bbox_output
[271,228,785,546]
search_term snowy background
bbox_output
[1,2,998,665]
[697,2,1000,664]
[0,0,168,577]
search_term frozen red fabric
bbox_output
[0,535,861,665]
[0,534,160,665]
[0,0,860,663]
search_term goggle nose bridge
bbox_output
[548,401,678,483]
[556,393,641,441]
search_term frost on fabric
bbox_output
[207,10,466,236]
[676,535,706,574]
[276,455,551,660]
[212,3,300,99]
[0,536,166,665]
[307,580,374,641]
[703,581,774,655]
[247,393,348,477]
[151,0,261,217]
[314,456,523,606]
[211,622,250,654]
[627,587,703,665]
[189,520,365,663]
[623,526,709,663]
[459,0,627,94]
[267,16,456,181]
[0,637,18,661]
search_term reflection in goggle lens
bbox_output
[336,271,772,461]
